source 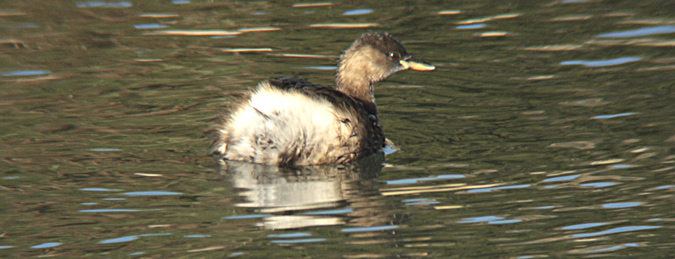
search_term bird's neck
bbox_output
[336,70,375,103]
[335,47,381,103]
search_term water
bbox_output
[1,0,673,258]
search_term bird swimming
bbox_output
[211,32,435,166]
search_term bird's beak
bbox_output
[400,57,435,71]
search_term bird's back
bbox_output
[211,77,385,166]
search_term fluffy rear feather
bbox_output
[212,78,383,166]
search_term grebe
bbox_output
[211,32,435,166]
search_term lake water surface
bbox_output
[1,0,673,258]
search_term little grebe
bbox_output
[211,32,435,166]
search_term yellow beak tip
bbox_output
[414,64,436,71]
[400,60,435,71]
[409,63,435,71]
[399,60,436,71]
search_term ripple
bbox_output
[560,57,642,67]
[559,98,609,107]
[467,184,531,193]
[439,10,461,15]
[80,188,122,192]
[489,219,522,224]
[433,205,463,210]
[548,141,596,149]
[572,226,661,238]
[299,66,337,70]
[268,232,312,238]
[474,31,509,37]
[76,1,132,8]
[457,215,504,224]
[292,2,333,8]
[562,222,612,230]
[184,234,211,238]
[456,13,520,25]
[404,198,440,206]
[593,112,636,119]
[569,243,641,254]
[0,22,38,28]
[140,233,172,237]
[270,238,326,244]
[0,70,51,77]
[580,182,617,188]
[99,235,138,244]
[134,24,168,29]
[30,242,62,249]
[543,174,580,182]
[144,30,241,36]
[602,202,642,208]
[597,25,675,38]
[589,158,625,165]
[123,191,182,196]
[223,214,271,219]
[89,148,122,152]
[533,205,556,209]
[386,174,465,185]
[79,209,141,213]
[653,185,674,190]
[456,24,487,30]
[137,13,179,18]
[309,23,379,29]
[341,225,398,233]
[343,9,373,16]
[303,208,353,215]
[238,27,281,33]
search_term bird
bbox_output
[211,32,435,166]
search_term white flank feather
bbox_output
[215,82,357,165]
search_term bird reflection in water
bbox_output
[219,153,393,230]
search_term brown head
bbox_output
[336,32,435,102]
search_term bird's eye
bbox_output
[388,52,400,59]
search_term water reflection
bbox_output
[221,154,391,230]
[342,9,373,16]
[29,242,62,249]
[75,1,132,8]
[0,70,51,77]
[560,57,642,67]
[596,25,675,38]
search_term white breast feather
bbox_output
[220,82,355,165]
